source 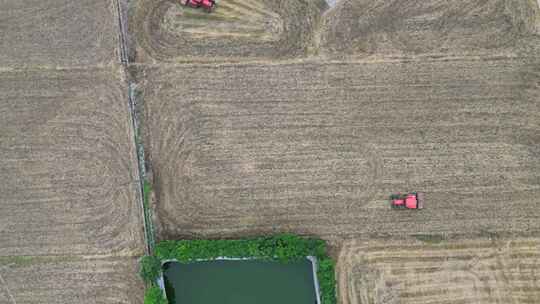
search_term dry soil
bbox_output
[320,0,540,58]
[337,236,540,304]
[0,0,120,67]
[0,68,144,257]
[140,56,540,240]
[0,257,143,304]
[130,0,326,62]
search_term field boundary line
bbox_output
[114,0,129,64]
[114,0,155,255]
[125,52,530,69]
[128,83,155,254]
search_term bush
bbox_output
[317,258,336,304]
[148,234,337,304]
[139,255,162,285]
[143,180,152,208]
[144,286,167,304]
[154,234,327,263]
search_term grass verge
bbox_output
[413,234,446,244]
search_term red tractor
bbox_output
[391,192,424,209]
[180,0,216,12]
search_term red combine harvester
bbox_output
[180,0,216,12]
[391,192,424,209]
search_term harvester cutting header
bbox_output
[180,0,217,12]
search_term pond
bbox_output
[163,259,318,304]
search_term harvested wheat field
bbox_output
[337,236,540,304]
[130,0,326,62]
[0,68,144,257]
[140,55,540,240]
[0,256,143,304]
[321,0,540,58]
[0,0,120,67]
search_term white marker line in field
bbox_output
[0,270,17,304]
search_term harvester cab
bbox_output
[391,192,424,209]
[181,0,216,12]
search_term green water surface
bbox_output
[163,259,317,304]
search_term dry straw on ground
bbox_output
[337,237,540,304]
[130,0,326,62]
[0,0,119,67]
[140,56,539,240]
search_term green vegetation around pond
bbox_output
[139,234,336,304]
[164,259,316,304]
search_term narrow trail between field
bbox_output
[114,0,154,255]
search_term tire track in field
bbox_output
[338,238,540,304]
[0,68,143,256]
[140,56,540,239]
[0,269,16,304]
[142,64,385,237]
[130,0,325,62]
[0,257,143,304]
[321,0,540,58]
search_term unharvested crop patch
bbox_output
[321,0,540,58]
[141,56,540,240]
[0,257,143,304]
[130,0,325,62]
[337,237,540,304]
[0,0,119,67]
[0,68,144,256]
